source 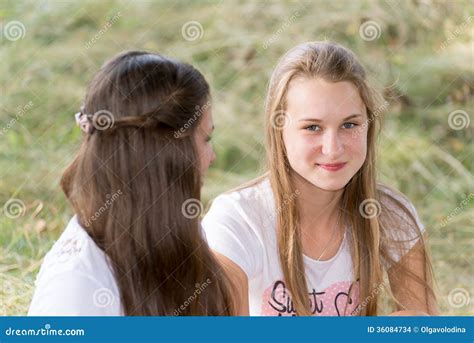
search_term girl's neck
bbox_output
[291,172,344,234]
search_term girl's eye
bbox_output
[342,122,358,129]
[305,124,321,132]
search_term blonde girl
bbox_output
[203,41,438,316]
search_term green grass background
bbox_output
[0,0,472,315]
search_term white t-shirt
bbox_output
[202,178,425,316]
[28,216,122,316]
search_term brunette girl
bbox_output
[28,51,234,316]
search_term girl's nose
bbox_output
[321,130,344,156]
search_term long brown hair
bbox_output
[262,41,436,316]
[61,51,234,315]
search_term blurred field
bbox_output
[0,0,472,315]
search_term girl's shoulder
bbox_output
[33,216,118,295]
[377,183,414,205]
[29,216,121,315]
[202,176,272,280]
[376,184,423,224]
[209,175,274,216]
[376,183,426,242]
[40,217,108,273]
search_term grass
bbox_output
[0,0,472,315]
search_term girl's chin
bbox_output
[313,183,347,192]
[308,175,350,192]
[291,169,351,191]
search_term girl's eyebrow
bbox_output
[298,114,363,122]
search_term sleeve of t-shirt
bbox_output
[28,270,120,316]
[379,187,427,269]
[202,194,264,280]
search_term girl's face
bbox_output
[194,108,216,178]
[283,77,368,191]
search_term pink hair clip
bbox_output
[74,107,92,134]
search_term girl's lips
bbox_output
[317,162,347,171]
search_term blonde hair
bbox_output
[261,41,436,316]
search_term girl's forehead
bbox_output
[286,77,367,120]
